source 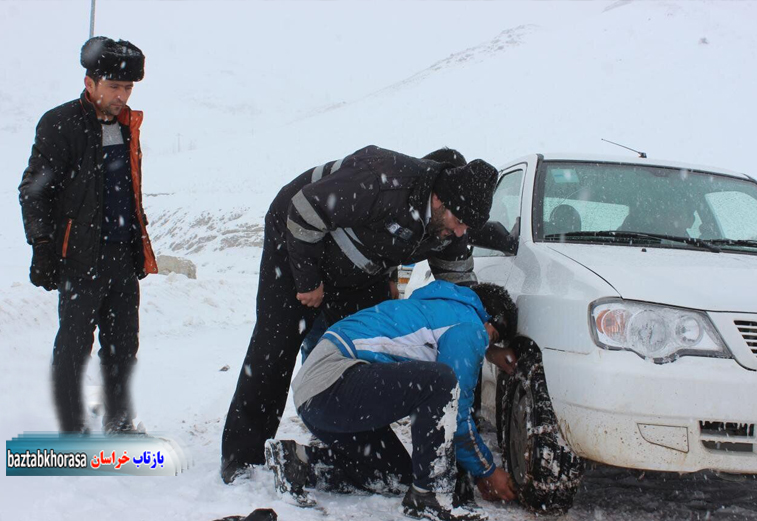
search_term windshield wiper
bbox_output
[705,238,757,249]
[544,230,722,252]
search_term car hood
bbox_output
[546,243,757,313]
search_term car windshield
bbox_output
[533,161,757,254]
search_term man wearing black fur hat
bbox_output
[222,145,499,483]
[18,37,157,433]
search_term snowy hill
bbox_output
[1,1,756,520]
[103,0,757,276]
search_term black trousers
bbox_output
[222,219,391,469]
[53,242,139,432]
[298,361,459,494]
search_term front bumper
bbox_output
[543,348,757,473]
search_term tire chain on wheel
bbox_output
[502,344,584,514]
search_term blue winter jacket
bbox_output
[323,280,496,478]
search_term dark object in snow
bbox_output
[219,365,230,372]
[212,509,277,521]
[265,439,317,507]
[500,343,584,514]
[220,458,247,485]
[81,36,145,81]
[402,485,485,521]
[246,511,277,521]
[433,160,498,230]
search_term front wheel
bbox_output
[500,344,584,514]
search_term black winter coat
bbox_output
[19,91,157,278]
[269,145,476,293]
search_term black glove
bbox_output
[30,241,59,291]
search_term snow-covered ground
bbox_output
[1,1,756,520]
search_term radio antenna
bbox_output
[601,138,647,158]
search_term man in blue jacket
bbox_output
[265,280,518,521]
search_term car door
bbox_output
[473,162,527,425]
[472,163,527,285]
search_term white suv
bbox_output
[407,154,757,513]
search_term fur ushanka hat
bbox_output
[81,36,145,81]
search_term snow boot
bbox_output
[221,456,250,485]
[52,360,88,433]
[402,486,487,521]
[264,439,316,508]
[102,363,137,433]
[103,410,143,434]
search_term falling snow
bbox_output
[1,1,756,520]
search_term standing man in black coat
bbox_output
[222,145,498,483]
[18,37,158,433]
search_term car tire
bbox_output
[499,343,584,514]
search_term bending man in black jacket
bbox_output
[222,145,498,483]
[18,37,157,433]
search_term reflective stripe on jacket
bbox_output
[268,145,476,292]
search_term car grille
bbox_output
[735,320,757,357]
[700,421,756,454]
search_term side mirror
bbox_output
[468,220,519,255]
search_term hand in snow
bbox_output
[477,467,517,502]
[297,283,324,307]
[486,346,517,375]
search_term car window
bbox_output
[474,168,524,257]
[542,198,629,235]
[534,161,757,253]
[706,191,757,240]
[492,169,524,232]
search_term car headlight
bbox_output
[590,299,730,363]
